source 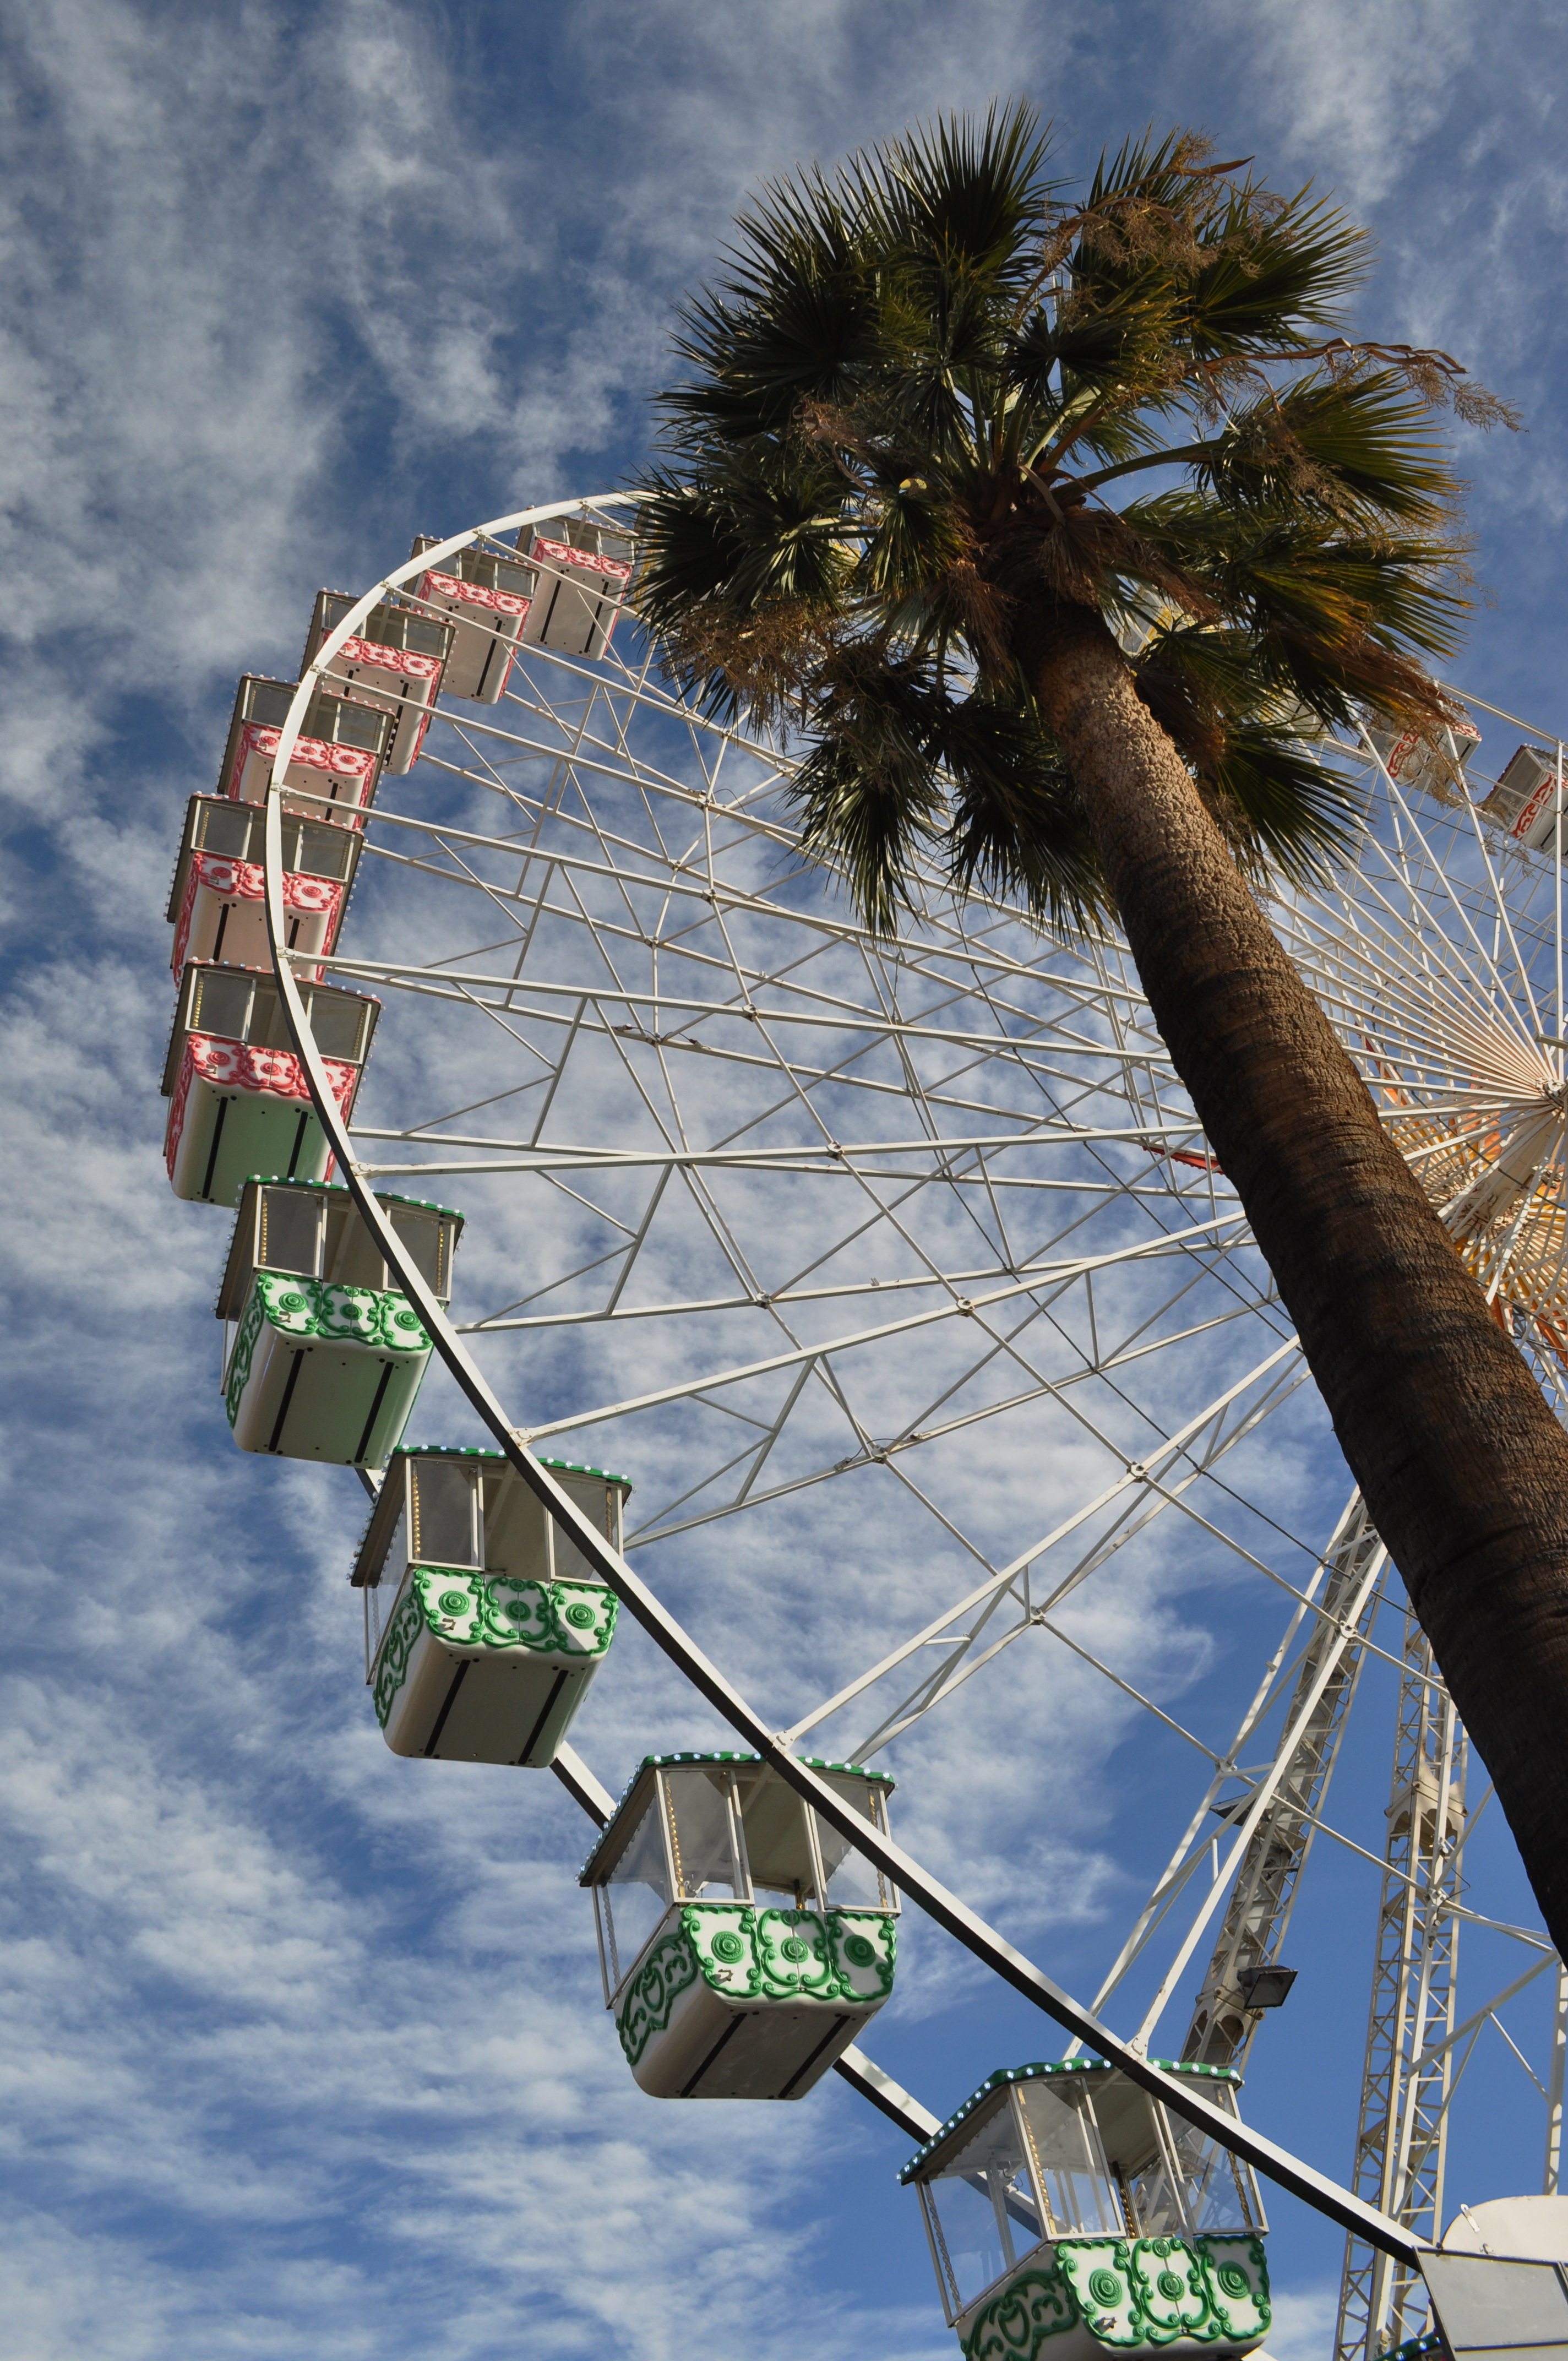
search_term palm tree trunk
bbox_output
[1020,602,1568,1956]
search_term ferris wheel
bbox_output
[160,496,1568,2361]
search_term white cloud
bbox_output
[1260,2280,1342,2361]
[1200,0,1478,206]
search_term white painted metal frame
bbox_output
[255,497,1429,2260]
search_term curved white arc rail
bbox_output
[260,498,1421,2266]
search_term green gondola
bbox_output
[580,1753,899,2101]
[350,1446,630,1765]
[215,1177,461,1466]
[901,2059,1272,2361]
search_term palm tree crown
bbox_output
[635,106,1509,930]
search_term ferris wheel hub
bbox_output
[1440,1101,1566,1240]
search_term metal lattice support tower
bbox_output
[1545,1964,1568,2195]
[1182,1497,1385,2069]
[1335,1611,1467,2361]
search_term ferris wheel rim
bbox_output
[247,497,1431,2266]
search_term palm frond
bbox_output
[865,101,1058,312]
[1174,188,1370,356]
[1010,295,1159,401]
[788,648,949,932]
[634,466,851,721]
[661,178,879,449]
[941,693,1111,929]
[1200,369,1455,523]
[1207,723,1365,885]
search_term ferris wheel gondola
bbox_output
[162,961,379,1203]
[903,2056,1271,2361]
[213,1175,460,1465]
[350,1443,629,1765]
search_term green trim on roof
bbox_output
[636,1749,893,1785]
[1387,2337,1444,2361]
[384,1443,631,1490]
[898,2058,1245,2184]
[238,1174,466,1221]
[349,1446,635,1577]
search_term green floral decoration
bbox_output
[966,2236,1271,2358]
[226,1273,432,1428]
[369,1568,620,1730]
[373,1584,425,1729]
[612,1901,897,2065]
[617,1927,700,2066]
[961,2264,1076,2361]
[224,1287,268,1426]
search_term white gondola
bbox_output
[902,2059,1271,2361]
[409,537,537,702]
[166,795,360,981]
[1479,743,1568,852]
[350,1446,630,1765]
[1366,713,1482,799]
[300,592,454,774]
[214,1177,462,1466]
[580,1753,899,2101]
[520,517,634,659]
[216,673,394,824]
[163,963,379,1205]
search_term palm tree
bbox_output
[629,105,1568,1957]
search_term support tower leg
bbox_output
[1334,1609,1466,2361]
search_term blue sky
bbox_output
[5,2,1568,2355]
